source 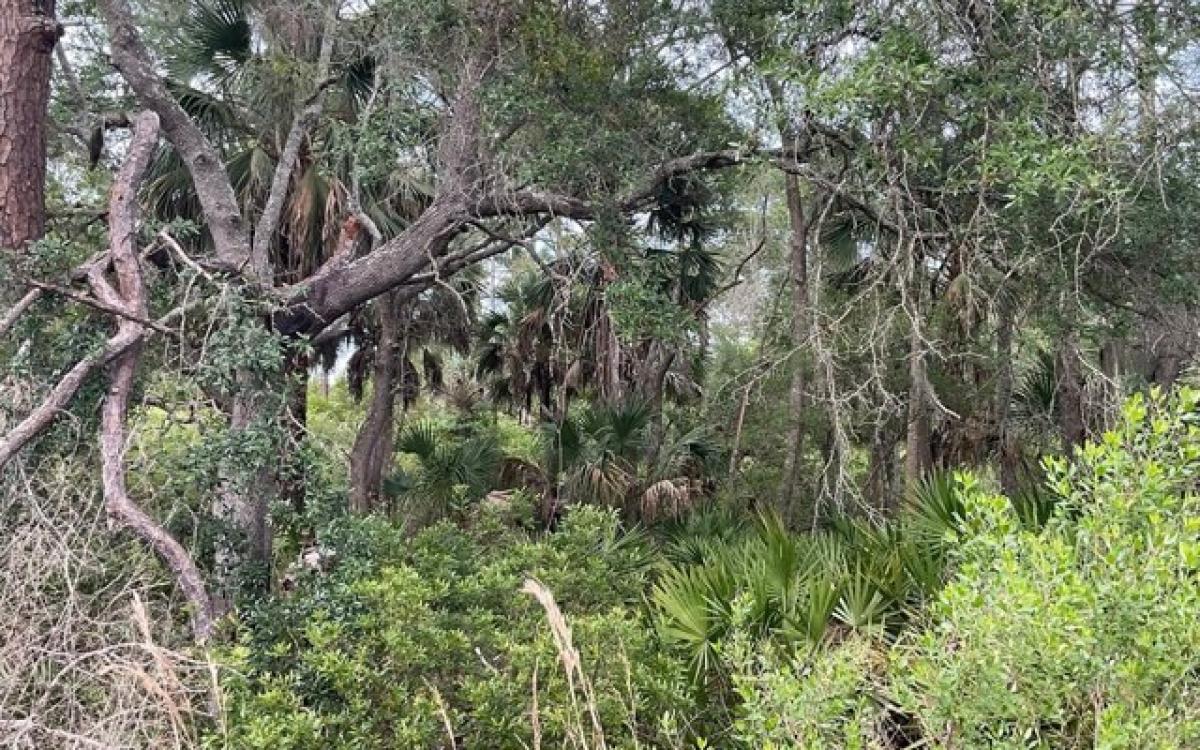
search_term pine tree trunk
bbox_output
[0,0,59,250]
[778,172,810,512]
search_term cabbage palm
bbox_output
[538,401,719,522]
[387,420,500,524]
[143,0,424,282]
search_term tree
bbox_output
[0,0,60,251]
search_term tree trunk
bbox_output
[865,419,897,511]
[777,172,810,511]
[1056,325,1086,451]
[994,294,1019,495]
[727,386,750,476]
[904,311,933,486]
[213,386,275,593]
[279,349,310,515]
[349,293,401,513]
[636,340,675,465]
[815,422,839,526]
[0,0,59,251]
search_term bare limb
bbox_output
[96,0,251,270]
[157,230,215,283]
[95,111,217,642]
[251,0,341,277]
[0,288,41,338]
[23,279,176,335]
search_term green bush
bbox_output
[212,506,694,749]
[892,389,1200,748]
[727,389,1200,749]
[728,629,887,750]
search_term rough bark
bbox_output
[349,293,402,513]
[0,0,60,250]
[778,172,810,510]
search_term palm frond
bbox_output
[397,421,438,461]
[170,0,254,87]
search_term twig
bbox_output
[24,278,176,335]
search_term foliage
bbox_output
[892,388,1200,747]
[7,0,1200,747]
[214,506,696,749]
[650,508,948,686]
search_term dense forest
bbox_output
[2,0,1200,746]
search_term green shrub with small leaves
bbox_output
[724,390,1200,750]
[211,506,694,749]
[892,388,1200,748]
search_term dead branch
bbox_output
[23,278,176,335]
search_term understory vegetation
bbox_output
[3,0,1200,747]
[204,388,1198,750]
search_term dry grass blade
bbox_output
[520,578,607,750]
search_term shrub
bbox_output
[892,389,1200,748]
[212,506,695,749]
[728,630,888,750]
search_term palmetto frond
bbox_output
[170,0,255,87]
[904,470,966,544]
[397,421,438,461]
[1014,349,1058,421]
[646,174,716,248]
[640,478,692,521]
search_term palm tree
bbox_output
[474,270,558,418]
[539,400,720,523]
[144,0,427,281]
[386,420,500,526]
